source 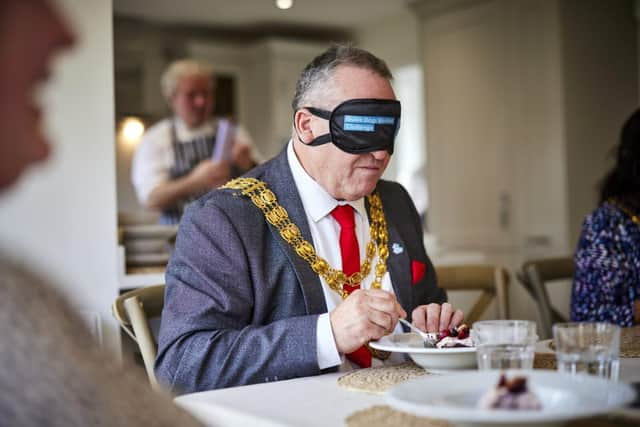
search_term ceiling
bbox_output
[113,0,413,32]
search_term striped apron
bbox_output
[160,120,217,225]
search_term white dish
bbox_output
[387,369,636,427]
[370,332,476,372]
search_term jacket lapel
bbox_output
[386,221,413,311]
[368,192,413,311]
[261,148,327,315]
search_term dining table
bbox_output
[175,333,640,427]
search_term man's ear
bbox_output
[294,109,314,144]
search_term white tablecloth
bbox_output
[175,358,640,427]
[175,372,380,427]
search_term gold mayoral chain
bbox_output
[221,177,390,299]
[222,177,392,360]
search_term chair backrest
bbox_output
[435,264,510,324]
[519,257,574,340]
[112,284,165,390]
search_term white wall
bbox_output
[512,0,570,259]
[356,7,495,318]
[355,7,421,69]
[356,8,424,183]
[561,0,638,246]
[0,0,119,352]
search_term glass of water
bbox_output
[472,320,538,370]
[552,322,620,380]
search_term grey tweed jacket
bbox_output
[155,147,446,393]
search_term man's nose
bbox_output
[46,0,76,50]
[370,150,389,161]
[193,94,207,107]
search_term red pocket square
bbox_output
[411,260,426,285]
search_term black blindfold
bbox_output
[301,98,401,154]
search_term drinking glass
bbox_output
[471,320,538,370]
[552,322,620,380]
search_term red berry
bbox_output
[497,374,507,387]
[437,330,449,341]
[457,324,470,339]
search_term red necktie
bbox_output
[331,205,372,368]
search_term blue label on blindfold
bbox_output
[343,115,396,133]
[344,123,375,132]
[344,115,396,125]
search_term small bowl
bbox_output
[370,332,477,373]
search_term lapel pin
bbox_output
[392,243,404,255]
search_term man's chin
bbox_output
[186,114,208,128]
[342,182,379,201]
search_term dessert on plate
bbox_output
[434,324,473,348]
[477,374,543,410]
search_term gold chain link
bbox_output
[222,177,390,299]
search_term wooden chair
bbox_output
[112,285,165,390]
[517,257,574,340]
[435,264,510,324]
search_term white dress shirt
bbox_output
[286,141,404,371]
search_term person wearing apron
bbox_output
[132,59,258,225]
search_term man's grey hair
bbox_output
[160,59,214,102]
[291,44,393,111]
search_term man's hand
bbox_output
[145,159,230,210]
[330,289,406,354]
[411,303,464,333]
[188,159,230,193]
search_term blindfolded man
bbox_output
[156,45,464,393]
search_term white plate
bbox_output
[387,369,636,427]
[370,332,476,373]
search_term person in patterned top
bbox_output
[571,109,640,326]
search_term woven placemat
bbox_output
[346,405,639,427]
[346,405,452,427]
[621,326,640,358]
[337,362,428,394]
[534,352,557,370]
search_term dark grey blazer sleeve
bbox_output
[154,193,322,393]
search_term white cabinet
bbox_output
[415,0,636,258]
[419,0,563,254]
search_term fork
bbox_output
[398,318,438,348]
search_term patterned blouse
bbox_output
[571,201,640,326]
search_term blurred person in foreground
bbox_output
[571,108,640,326]
[0,1,203,425]
[132,59,259,224]
[156,45,464,393]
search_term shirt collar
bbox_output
[287,140,366,223]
